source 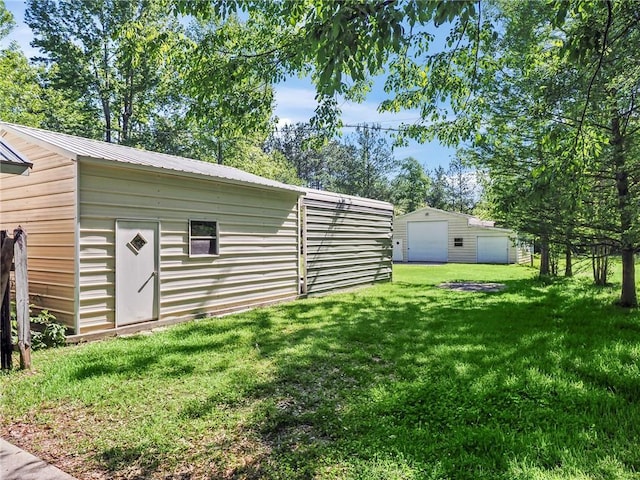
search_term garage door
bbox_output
[477,236,509,264]
[407,221,448,262]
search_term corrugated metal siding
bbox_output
[303,189,393,295]
[0,133,77,329]
[394,206,524,264]
[514,240,533,264]
[78,161,300,333]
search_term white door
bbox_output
[392,238,404,262]
[477,236,509,264]
[407,221,448,262]
[116,220,159,326]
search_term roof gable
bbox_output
[397,205,512,232]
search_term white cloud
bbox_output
[273,87,318,124]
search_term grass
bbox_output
[1,263,640,479]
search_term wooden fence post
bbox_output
[0,230,12,370]
[14,227,31,370]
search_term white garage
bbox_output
[393,206,532,265]
[407,221,448,262]
[477,236,509,264]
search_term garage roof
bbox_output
[0,122,304,194]
[396,205,511,231]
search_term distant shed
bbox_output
[0,123,392,338]
[393,206,531,264]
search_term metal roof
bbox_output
[396,205,510,232]
[0,137,33,175]
[0,122,304,193]
[301,187,394,210]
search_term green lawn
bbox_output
[1,263,639,479]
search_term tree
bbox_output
[559,0,640,307]
[173,0,477,132]
[224,134,301,185]
[181,15,276,164]
[0,0,14,39]
[391,157,430,214]
[425,166,450,211]
[327,124,394,200]
[264,123,331,189]
[0,44,98,136]
[446,156,477,214]
[26,0,183,143]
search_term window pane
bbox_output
[191,221,216,237]
[191,238,217,255]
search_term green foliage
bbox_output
[326,124,394,200]
[182,15,276,162]
[391,157,430,214]
[0,46,45,126]
[175,0,475,133]
[30,310,66,350]
[425,165,450,211]
[10,305,66,351]
[0,45,96,134]
[26,0,185,143]
[265,122,333,189]
[225,139,301,185]
[0,0,14,39]
[1,264,639,479]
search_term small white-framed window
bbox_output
[454,237,463,247]
[189,220,218,256]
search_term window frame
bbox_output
[454,237,464,247]
[189,219,219,257]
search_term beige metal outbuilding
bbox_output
[302,189,393,295]
[393,206,531,264]
[0,123,392,337]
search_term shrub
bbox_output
[10,305,66,350]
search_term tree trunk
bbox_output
[102,96,112,143]
[564,245,573,277]
[217,140,223,165]
[611,110,637,307]
[592,244,609,286]
[121,67,134,143]
[539,237,550,276]
[620,248,637,307]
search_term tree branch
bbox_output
[573,0,613,155]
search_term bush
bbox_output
[11,305,66,350]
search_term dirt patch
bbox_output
[438,282,506,293]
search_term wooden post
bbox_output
[1,231,13,370]
[0,230,14,305]
[14,227,30,370]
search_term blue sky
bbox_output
[3,0,456,170]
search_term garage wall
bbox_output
[303,189,393,295]
[394,206,525,264]
[394,207,477,263]
[0,133,77,330]
[78,160,301,334]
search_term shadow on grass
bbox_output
[40,268,640,478]
[234,276,640,478]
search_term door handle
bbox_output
[138,271,157,292]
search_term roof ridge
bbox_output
[0,122,304,194]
